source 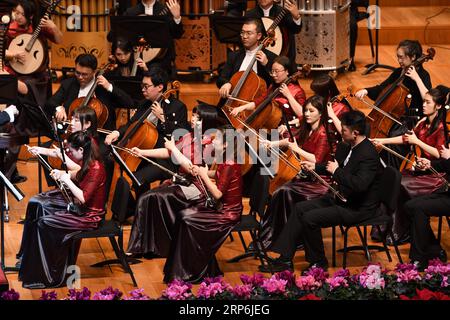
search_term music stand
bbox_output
[0,75,18,105]
[106,76,143,107]
[362,0,395,75]
[109,16,172,49]
[209,15,248,45]
[0,170,24,272]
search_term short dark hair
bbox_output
[273,56,295,74]
[310,73,340,103]
[243,18,264,34]
[142,66,169,91]
[192,103,220,134]
[398,40,423,61]
[16,0,37,28]
[75,53,98,70]
[340,110,367,136]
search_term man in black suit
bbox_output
[262,110,383,272]
[245,0,301,65]
[123,0,183,78]
[105,67,189,202]
[45,53,133,131]
[216,18,277,99]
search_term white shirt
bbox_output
[343,149,352,167]
[142,0,156,15]
[239,48,258,74]
[78,78,96,98]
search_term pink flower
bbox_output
[232,284,253,299]
[261,275,288,294]
[161,279,193,300]
[240,273,265,287]
[359,265,385,290]
[326,276,349,291]
[303,266,329,282]
[295,275,322,291]
[197,277,232,299]
[124,288,151,300]
[395,264,421,283]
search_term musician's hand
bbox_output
[287,139,299,152]
[403,130,419,145]
[131,147,143,157]
[13,51,26,64]
[55,106,67,122]
[355,89,368,100]
[167,0,181,20]
[164,136,176,151]
[28,146,47,156]
[416,157,431,170]
[440,143,450,159]
[405,66,420,82]
[196,164,209,179]
[105,130,120,145]
[301,160,316,172]
[255,51,268,66]
[285,0,301,20]
[136,58,148,71]
[230,105,246,117]
[50,169,67,182]
[151,101,165,121]
[279,83,292,99]
[370,138,383,147]
[326,160,339,175]
[41,16,57,31]
[190,164,200,176]
[97,75,112,91]
[327,102,336,118]
[219,83,232,98]
[278,124,288,135]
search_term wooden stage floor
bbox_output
[2,45,450,299]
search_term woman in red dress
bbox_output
[18,131,106,288]
[372,87,448,243]
[259,95,336,249]
[126,104,220,258]
[163,124,243,283]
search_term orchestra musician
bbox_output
[104,67,189,202]
[258,95,336,250]
[123,0,183,78]
[216,18,278,99]
[163,124,243,284]
[261,110,383,272]
[245,0,302,65]
[126,104,220,259]
[18,130,107,288]
[45,53,133,131]
[105,38,149,78]
[372,87,448,244]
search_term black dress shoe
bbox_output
[258,257,293,273]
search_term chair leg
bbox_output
[251,230,273,274]
[343,228,349,269]
[229,233,234,242]
[332,226,336,268]
[377,225,392,262]
[388,230,403,264]
[437,216,443,243]
[356,226,371,261]
[237,231,249,253]
[109,236,138,287]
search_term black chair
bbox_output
[332,166,404,268]
[226,172,272,272]
[71,177,138,287]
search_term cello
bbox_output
[363,48,436,138]
[68,63,113,128]
[110,81,181,188]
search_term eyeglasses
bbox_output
[74,70,92,78]
[270,69,286,75]
[141,83,155,90]
[240,31,256,37]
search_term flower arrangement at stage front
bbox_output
[1,261,450,301]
